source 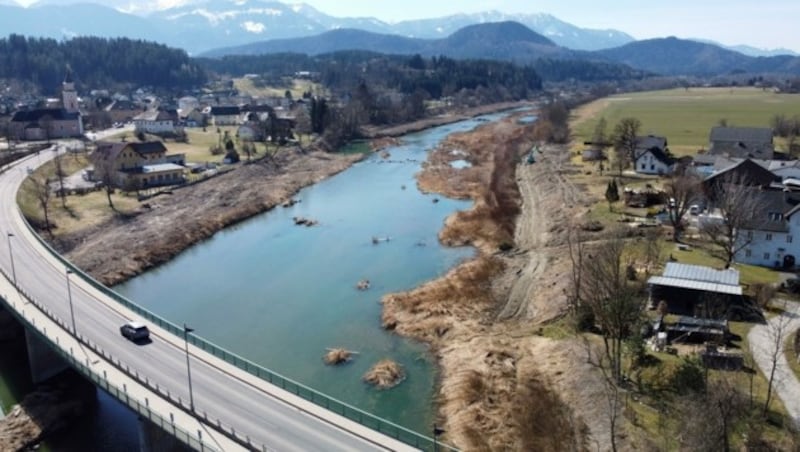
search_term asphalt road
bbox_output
[0,144,413,451]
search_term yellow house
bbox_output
[91,141,185,189]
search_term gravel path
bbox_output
[748,300,800,427]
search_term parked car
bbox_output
[120,321,150,342]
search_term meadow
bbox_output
[572,87,800,156]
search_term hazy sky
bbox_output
[12,0,800,52]
[299,0,800,51]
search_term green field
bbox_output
[572,87,800,156]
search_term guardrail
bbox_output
[0,289,218,452]
[13,202,457,451]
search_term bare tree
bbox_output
[612,117,641,172]
[583,339,624,452]
[580,232,645,383]
[566,224,586,319]
[642,227,662,276]
[53,149,67,208]
[663,172,702,242]
[701,173,766,267]
[30,175,53,233]
[678,377,745,452]
[93,153,117,211]
[764,299,793,415]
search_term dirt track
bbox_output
[382,113,617,450]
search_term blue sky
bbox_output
[301,0,800,51]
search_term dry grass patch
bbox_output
[363,359,405,389]
[323,348,354,365]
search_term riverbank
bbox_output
[382,113,614,449]
[46,101,530,286]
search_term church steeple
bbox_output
[62,64,78,113]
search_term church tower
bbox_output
[62,65,79,113]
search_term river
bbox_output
[1,112,508,450]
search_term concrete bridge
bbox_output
[0,146,442,451]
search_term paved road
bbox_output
[0,145,415,451]
[749,300,800,427]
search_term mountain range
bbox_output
[0,0,633,54]
[203,22,800,78]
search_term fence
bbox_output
[9,202,456,451]
[0,289,218,452]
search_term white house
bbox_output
[634,135,673,175]
[133,109,180,134]
[635,147,674,175]
[210,106,241,126]
[734,190,800,269]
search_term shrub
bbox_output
[669,356,706,395]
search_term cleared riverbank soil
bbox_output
[383,114,615,450]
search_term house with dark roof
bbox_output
[733,189,800,268]
[708,126,774,160]
[90,141,185,189]
[634,135,673,175]
[209,106,241,126]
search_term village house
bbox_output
[209,106,241,126]
[133,108,181,135]
[707,126,774,160]
[634,135,673,175]
[90,141,185,189]
[733,189,800,268]
[9,68,83,140]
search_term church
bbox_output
[9,68,84,141]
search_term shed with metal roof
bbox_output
[648,262,743,317]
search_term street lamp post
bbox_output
[183,324,195,412]
[65,269,76,334]
[6,232,16,285]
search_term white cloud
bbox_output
[242,21,266,33]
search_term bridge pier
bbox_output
[0,303,23,341]
[138,416,187,452]
[24,327,69,384]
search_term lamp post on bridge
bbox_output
[65,269,76,334]
[6,232,16,285]
[183,323,195,412]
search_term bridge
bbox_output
[0,145,443,451]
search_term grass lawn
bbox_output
[166,126,253,164]
[668,241,781,287]
[571,87,800,157]
[18,154,140,237]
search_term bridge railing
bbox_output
[0,289,219,452]
[16,208,457,452]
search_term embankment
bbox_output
[382,114,591,450]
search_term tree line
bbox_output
[0,34,207,94]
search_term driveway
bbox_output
[748,300,800,427]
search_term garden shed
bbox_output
[647,263,743,318]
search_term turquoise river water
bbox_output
[2,112,510,450]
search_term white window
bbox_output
[764,252,770,260]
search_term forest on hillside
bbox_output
[0,35,207,94]
[198,51,542,101]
